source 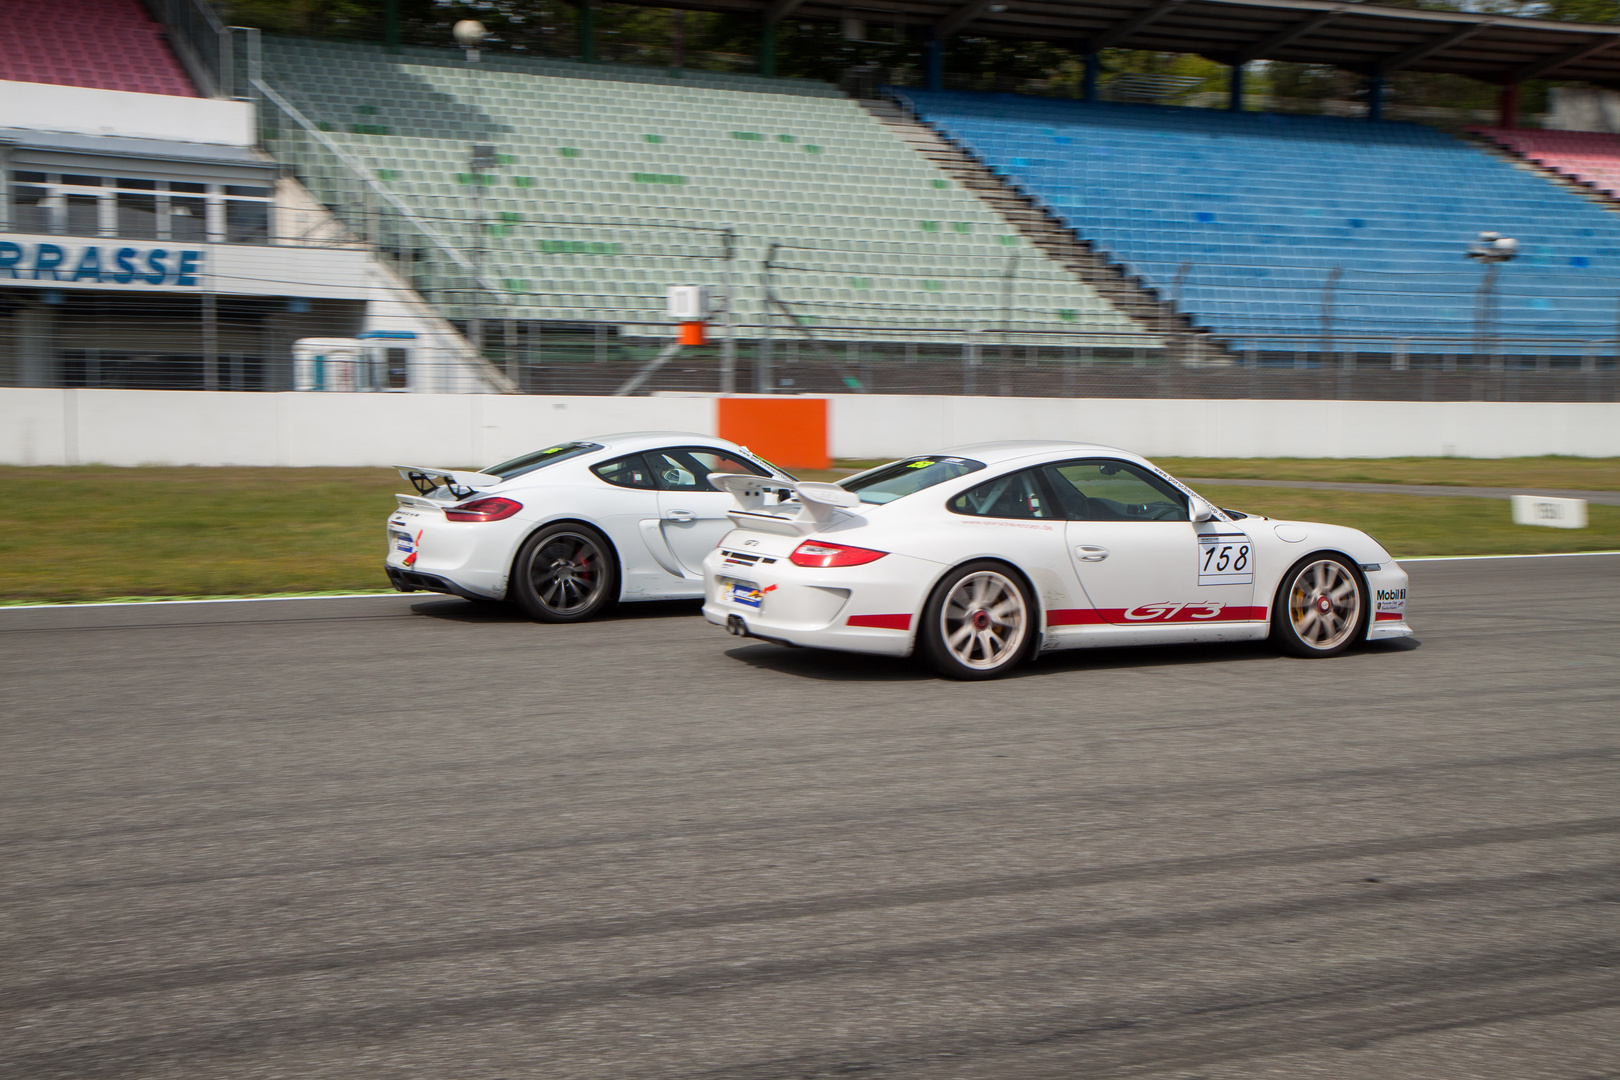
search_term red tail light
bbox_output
[789,540,888,568]
[444,497,522,522]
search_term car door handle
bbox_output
[1075,545,1110,562]
[664,509,695,523]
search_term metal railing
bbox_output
[143,0,233,98]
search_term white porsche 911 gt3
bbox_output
[702,441,1412,679]
[385,432,792,621]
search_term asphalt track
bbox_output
[2,555,1617,1080]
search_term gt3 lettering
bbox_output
[1123,601,1224,621]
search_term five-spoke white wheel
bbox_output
[1273,554,1365,657]
[921,562,1033,679]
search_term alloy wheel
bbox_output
[940,570,1029,670]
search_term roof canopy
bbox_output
[666,0,1620,87]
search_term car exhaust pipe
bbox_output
[726,615,748,637]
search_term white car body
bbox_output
[384,432,791,604]
[701,441,1412,666]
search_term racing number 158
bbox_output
[1203,544,1249,572]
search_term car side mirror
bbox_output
[1188,496,1216,523]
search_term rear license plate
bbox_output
[727,580,763,609]
[391,530,415,555]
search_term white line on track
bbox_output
[1400,551,1620,562]
[0,593,402,611]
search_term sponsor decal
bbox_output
[728,582,764,609]
[1374,612,1405,622]
[1375,588,1407,614]
[960,519,1054,531]
[1048,605,1268,627]
[847,613,912,630]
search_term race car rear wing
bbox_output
[394,465,504,499]
[709,473,861,536]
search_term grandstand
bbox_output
[0,0,197,97]
[254,37,1152,347]
[898,90,1620,358]
[0,0,505,393]
[1475,128,1620,203]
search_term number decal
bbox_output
[1197,533,1254,586]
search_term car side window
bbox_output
[647,447,770,492]
[1043,460,1188,521]
[592,453,656,489]
[947,468,1051,520]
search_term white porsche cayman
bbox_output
[385,432,792,620]
[702,441,1412,679]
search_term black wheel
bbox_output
[919,561,1035,680]
[511,524,618,623]
[1271,553,1367,658]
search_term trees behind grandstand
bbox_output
[222,0,1616,117]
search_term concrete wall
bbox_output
[0,82,255,146]
[3,389,1618,467]
[1,389,715,468]
[827,395,1620,460]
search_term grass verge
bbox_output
[3,464,1616,604]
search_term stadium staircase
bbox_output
[1472,128,1620,208]
[254,38,1155,349]
[859,96,1188,339]
[897,90,1620,356]
[0,0,197,97]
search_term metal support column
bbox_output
[1499,83,1520,129]
[926,37,945,92]
[580,0,597,62]
[384,0,400,52]
[759,20,776,77]
[1229,62,1245,112]
[1367,70,1384,122]
[1083,52,1099,102]
[202,292,219,391]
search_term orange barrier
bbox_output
[717,397,829,470]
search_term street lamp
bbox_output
[455,20,492,357]
[1467,231,1517,368]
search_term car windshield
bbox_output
[484,442,602,480]
[841,456,985,504]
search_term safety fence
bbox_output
[8,300,1618,400]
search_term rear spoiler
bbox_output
[709,473,861,536]
[395,465,504,499]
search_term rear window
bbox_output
[484,442,602,480]
[840,456,984,505]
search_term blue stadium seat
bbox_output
[899,90,1620,352]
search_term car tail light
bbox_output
[789,540,887,568]
[444,497,522,522]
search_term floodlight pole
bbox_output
[455,21,489,359]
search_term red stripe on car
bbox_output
[1374,611,1405,622]
[846,613,912,630]
[1047,605,1269,627]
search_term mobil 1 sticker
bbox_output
[1198,533,1253,585]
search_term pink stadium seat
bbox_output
[0,0,198,97]
[1474,126,1620,200]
